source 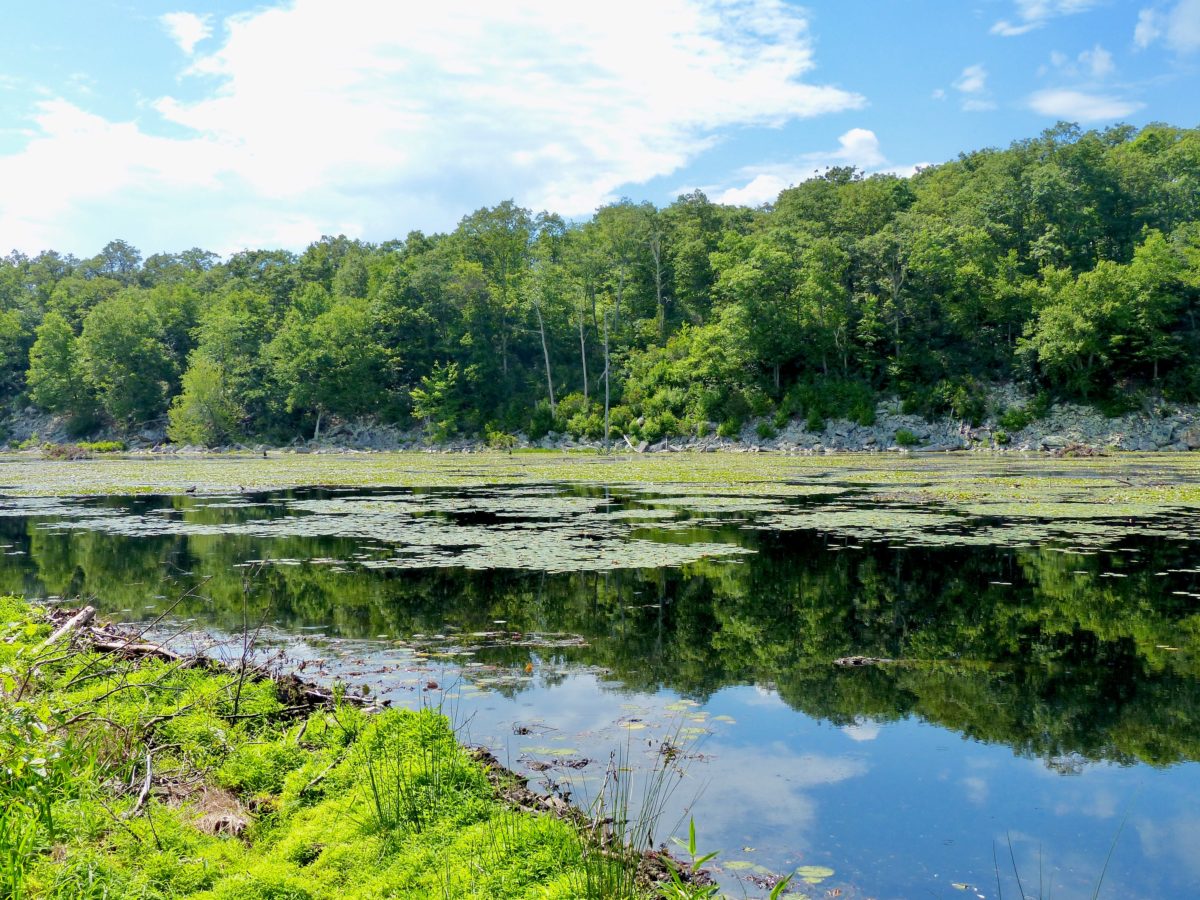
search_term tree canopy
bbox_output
[3,122,1200,445]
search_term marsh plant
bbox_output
[354,707,472,835]
[570,738,694,900]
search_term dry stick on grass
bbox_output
[37,605,96,651]
[232,559,272,717]
[130,749,153,817]
[60,578,214,690]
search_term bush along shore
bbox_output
[7,387,1200,457]
[0,597,709,899]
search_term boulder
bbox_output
[1174,426,1200,450]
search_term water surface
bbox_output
[1,480,1198,899]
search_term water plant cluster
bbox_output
[0,595,708,899]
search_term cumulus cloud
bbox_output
[1078,44,1115,76]
[1135,8,1163,48]
[991,0,1102,36]
[715,128,927,206]
[0,0,864,254]
[951,64,995,112]
[1134,1,1200,52]
[954,64,988,94]
[1043,43,1116,78]
[1027,88,1144,121]
[160,12,212,55]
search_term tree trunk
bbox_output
[578,297,589,400]
[534,301,555,414]
[603,312,611,452]
[651,234,665,339]
[313,409,322,441]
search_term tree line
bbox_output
[3,121,1199,446]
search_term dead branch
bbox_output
[38,605,96,651]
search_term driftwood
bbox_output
[39,605,96,651]
[46,607,377,714]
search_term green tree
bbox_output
[167,354,245,446]
[267,297,388,438]
[410,361,469,441]
[77,292,176,426]
[26,312,89,416]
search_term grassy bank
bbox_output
[0,596,685,899]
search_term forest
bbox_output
[3,120,1199,446]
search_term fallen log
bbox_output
[47,606,376,713]
[39,605,96,651]
[833,655,897,667]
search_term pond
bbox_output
[1,466,1198,898]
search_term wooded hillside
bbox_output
[3,121,1199,445]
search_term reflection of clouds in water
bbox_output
[688,739,869,839]
[1054,789,1116,820]
[744,684,786,707]
[841,719,881,742]
[1136,813,1200,881]
[962,775,989,806]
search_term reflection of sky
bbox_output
[5,491,1200,898]
[248,637,1200,899]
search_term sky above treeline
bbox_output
[1,0,1197,257]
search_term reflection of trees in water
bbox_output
[1,512,1198,765]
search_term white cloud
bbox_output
[1134,8,1162,48]
[991,0,1102,36]
[1166,0,1200,51]
[714,128,923,206]
[160,12,212,55]
[954,64,988,94]
[931,88,946,100]
[0,0,864,254]
[952,64,995,112]
[1079,44,1115,77]
[1045,44,1116,78]
[1027,88,1145,121]
[1134,1,1200,52]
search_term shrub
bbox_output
[745,386,772,417]
[716,420,740,439]
[994,429,1010,445]
[894,428,919,447]
[77,440,125,453]
[998,407,1032,432]
[1029,390,1053,419]
[755,420,776,440]
[527,400,555,440]
[484,426,517,451]
[41,443,91,460]
[783,378,876,430]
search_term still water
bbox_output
[1,482,1198,898]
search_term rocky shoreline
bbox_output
[6,391,1200,456]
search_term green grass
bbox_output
[0,596,654,899]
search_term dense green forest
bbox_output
[3,121,1199,446]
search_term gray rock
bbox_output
[1175,426,1200,449]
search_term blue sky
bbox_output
[0,0,1197,256]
